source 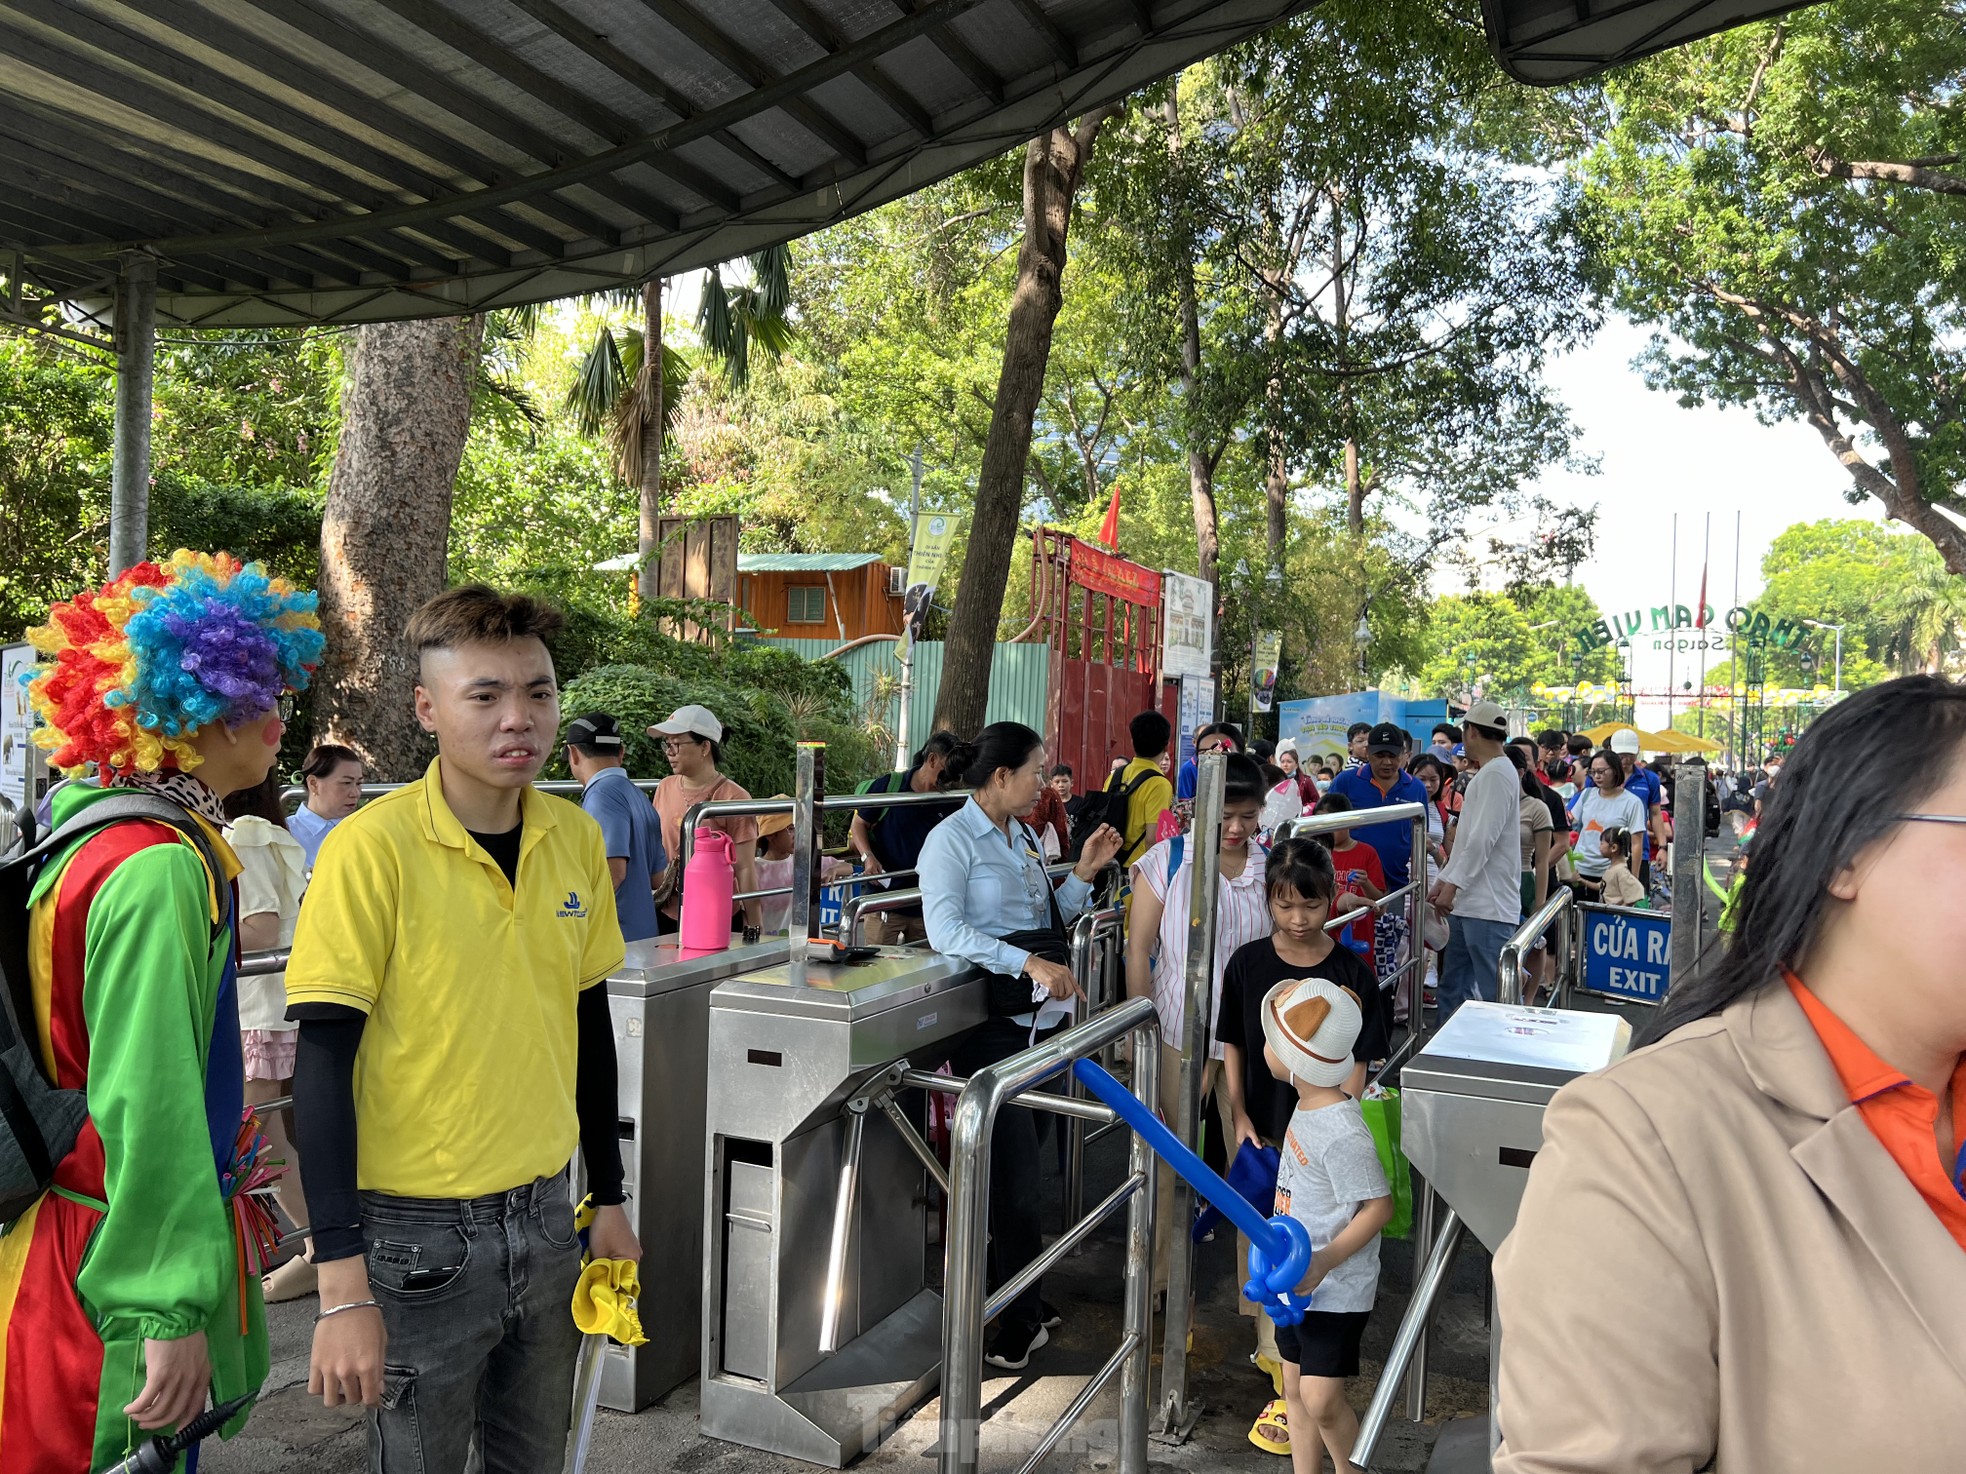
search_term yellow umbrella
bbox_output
[1578,720,1641,746]
[1578,720,1721,754]
[1645,727,1723,754]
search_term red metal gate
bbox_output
[1027,529,1177,783]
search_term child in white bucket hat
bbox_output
[1259,977,1394,1474]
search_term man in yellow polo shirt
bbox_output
[285,585,639,1474]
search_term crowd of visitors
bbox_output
[8,546,1929,1474]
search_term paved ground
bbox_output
[206,1124,1491,1474]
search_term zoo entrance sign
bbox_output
[1572,600,1810,657]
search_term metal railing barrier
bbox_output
[279,778,965,910]
[941,995,1161,1474]
[1499,887,1575,1009]
[1062,905,1127,1235]
[839,860,1120,950]
[1351,1195,1469,1470]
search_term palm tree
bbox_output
[565,246,794,598]
[1881,554,1966,674]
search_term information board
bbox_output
[1161,571,1213,680]
[1176,674,1216,770]
[1580,906,1672,1004]
[1,642,35,808]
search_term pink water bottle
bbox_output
[679,827,736,952]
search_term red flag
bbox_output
[1695,562,1709,627]
[1097,481,1122,551]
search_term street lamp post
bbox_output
[1802,619,1844,696]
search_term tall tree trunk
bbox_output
[1344,437,1365,536]
[637,277,664,602]
[1164,92,1220,594]
[1263,287,1288,565]
[934,110,1117,736]
[316,314,485,779]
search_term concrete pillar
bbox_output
[108,252,157,576]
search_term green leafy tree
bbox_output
[1419,593,1544,701]
[1519,584,1625,685]
[0,334,111,635]
[564,246,792,596]
[1221,3,1598,546]
[1418,586,1623,701]
[1581,1,1966,569]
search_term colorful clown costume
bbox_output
[1,551,320,1470]
[0,783,268,1470]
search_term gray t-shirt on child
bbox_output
[1274,1098,1390,1314]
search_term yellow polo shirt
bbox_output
[1117,756,1174,865]
[286,758,625,1199]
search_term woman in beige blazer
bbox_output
[1494,675,1966,1473]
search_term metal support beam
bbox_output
[1669,762,1709,990]
[109,252,156,576]
[1156,749,1224,1441]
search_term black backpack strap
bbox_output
[0,792,229,1060]
[0,1056,53,1184]
[41,792,223,875]
[860,770,902,831]
[22,793,227,941]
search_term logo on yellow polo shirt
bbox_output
[558,890,588,918]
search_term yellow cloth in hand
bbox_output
[572,1258,648,1346]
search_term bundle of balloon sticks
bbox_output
[221,1108,288,1328]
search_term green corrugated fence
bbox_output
[762,638,1049,744]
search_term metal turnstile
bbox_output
[1395,1002,1632,1472]
[602,935,791,1411]
[700,951,986,1467]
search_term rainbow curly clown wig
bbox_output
[23,550,325,777]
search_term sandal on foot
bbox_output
[1248,1397,1290,1455]
[262,1254,318,1304]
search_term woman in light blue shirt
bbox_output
[918,722,1122,1372]
[288,742,365,872]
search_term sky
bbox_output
[1441,316,1888,726]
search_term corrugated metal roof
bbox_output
[0,0,1317,329]
[738,552,884,572]
[1480,0,1818,85]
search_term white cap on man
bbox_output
[647,703,724,744]
[1609,728,1641,756]
[1462,699,1508,736]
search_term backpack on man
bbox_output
[1070,763,1156,862]
[0,792,226,1222]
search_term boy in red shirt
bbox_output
[1311,792,1385,961]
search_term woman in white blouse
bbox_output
[223,772,313,1302]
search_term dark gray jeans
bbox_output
[362,1170,583,1474]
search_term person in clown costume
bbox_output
[0,551,323,1471]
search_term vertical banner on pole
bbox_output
[1249,630,1282,714]
[896,511,959,662]
[1160,572,1213,682]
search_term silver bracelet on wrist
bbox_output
[317,1299,380,1322]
